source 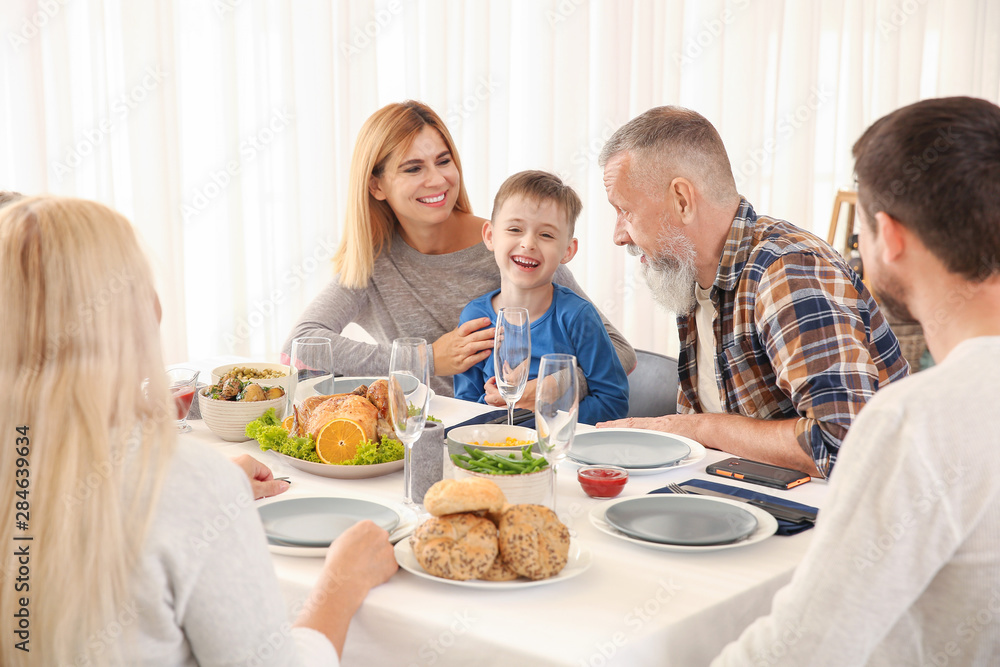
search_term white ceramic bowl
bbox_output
[210,363,291,392]
[451,458,553,506]
[198,388,286,442]
[446,423,537,459]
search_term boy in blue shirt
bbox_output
[454,170,629,424]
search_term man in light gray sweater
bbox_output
[714,97,1000,665]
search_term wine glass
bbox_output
[534,354,579,514]
[288,337,334,424]
[388,337,431,508]
[166,368,200,434]
[493,307,531,425]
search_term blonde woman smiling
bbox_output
[0,196,396,666]
[283,100,635,397]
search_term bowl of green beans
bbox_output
[450,445,553,506]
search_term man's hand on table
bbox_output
[597,413,821,477]
[231,454,290,499]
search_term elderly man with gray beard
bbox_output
[597,107,908,477]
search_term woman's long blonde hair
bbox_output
[333,100,473,288]
[0,196,175,666]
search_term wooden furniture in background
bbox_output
[827,189,858,255]
[825,188,929,371]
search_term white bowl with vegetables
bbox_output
[199,388,286,442]
[449,445,552,506]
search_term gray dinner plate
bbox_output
[258,497,400,548]
[604,496,758,546]
[332,376,382,394]
[570,429,691,468]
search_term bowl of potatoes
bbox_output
[199,366,288,442]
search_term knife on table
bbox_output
[679,483,818,524]
[486,408,534,425]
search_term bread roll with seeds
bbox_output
[411,513,498,581]
[424,478,507,517]
[497,504,570,580]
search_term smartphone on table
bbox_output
[706,457,811,490]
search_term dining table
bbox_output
[182,361,829,667]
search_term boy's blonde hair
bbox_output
[490,170,583,236]
[333,101,473,289]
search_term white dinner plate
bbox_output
[394,537,591,589]
[265,500,418,557]
[259,496,401,547]
[569,428,691,468]
[590,496,778,553]
[604,495,757,546]
[269,451,405,479]
[566,435,706,476]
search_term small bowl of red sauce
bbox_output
[577,465,629,499]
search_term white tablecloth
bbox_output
[184,381,828,666]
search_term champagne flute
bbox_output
[388,337,430,508]
[534,354,579,514]
[287,337,334,425]
[166,368,200,434]
[493,307,531,425]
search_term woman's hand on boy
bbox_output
[433,317,495,376]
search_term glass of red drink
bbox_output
[167,368,200,433]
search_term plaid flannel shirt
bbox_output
[677,199,909,477]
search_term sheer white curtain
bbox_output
[2,0,998,364]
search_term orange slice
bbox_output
[315,418,367,464]
[281,415,294,432]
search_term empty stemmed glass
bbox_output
[534,354,579,514]
[388,337,431,508]
[287,337,334,423]
[493,307,531,425]
[166,368,200,434]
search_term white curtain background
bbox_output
[2,0,998,365]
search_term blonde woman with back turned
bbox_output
[283,100,636,397]
[0,196,397,666]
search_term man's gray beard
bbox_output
[628,238,698,315]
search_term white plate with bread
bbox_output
[395,537,591,589]
[396,477,591,587]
